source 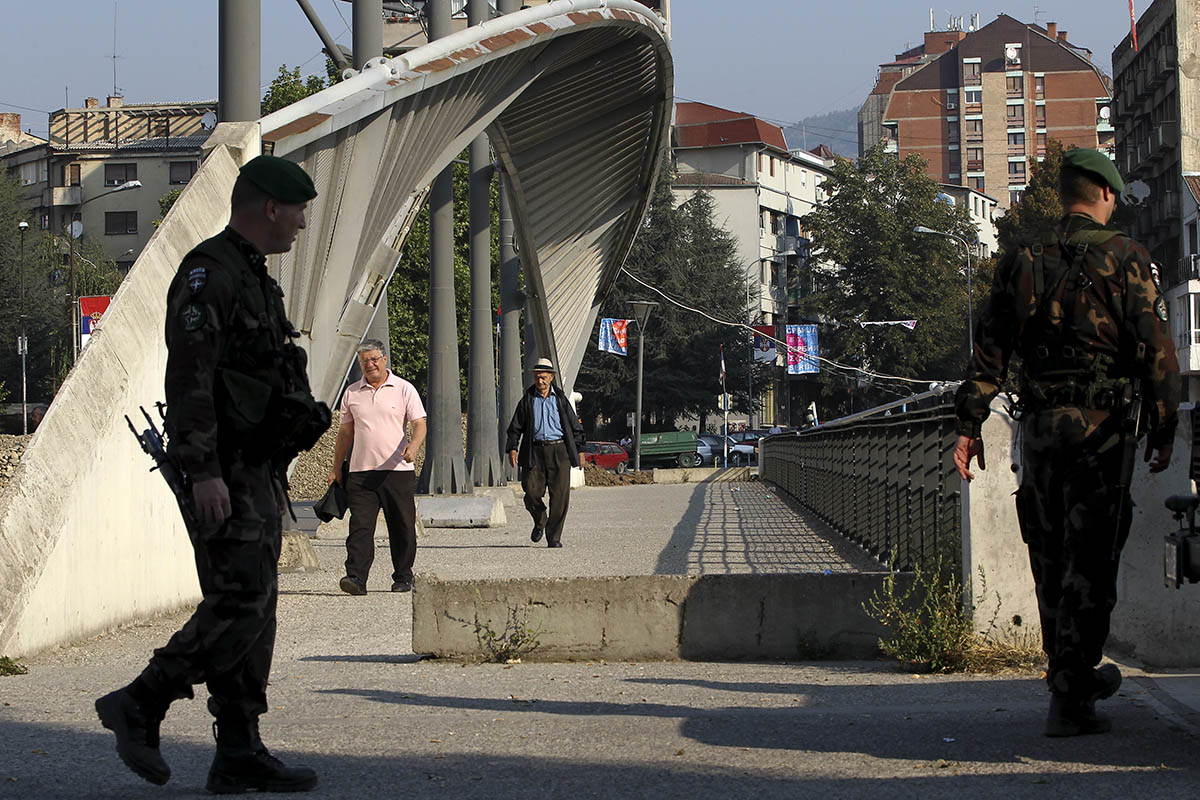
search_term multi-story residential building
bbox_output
[860,14,1113,209]
[936,183,1000,258]
[1113,0,1200,398]
[2,97,215,274]
[672,101,834,427]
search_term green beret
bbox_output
[239,155,317,203]
[1062,148,1125,193]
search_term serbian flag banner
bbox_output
[79,295,112,349]
[598,318,632,355]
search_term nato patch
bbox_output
[187,265,208,293]
[1150,261,1162,289]
[180,302,207,331]
[1155,295,1168,322]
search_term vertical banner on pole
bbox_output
[79,295,112,351]
[786,324,819,375]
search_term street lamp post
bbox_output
[17,220,28,434]
[69,179,143,362]
[629,300,658,472]
[744,249,796,429]
[913,226,973,353]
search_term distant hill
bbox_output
[783,108,858,159]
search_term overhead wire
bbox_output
[618,267,941,388]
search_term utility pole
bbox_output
[418,0,470,495]
[17,221,28,434]
[466,0,504,487]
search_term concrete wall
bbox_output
[963,398,1200,665]
[0,124,258,658]
[411,572,900,661]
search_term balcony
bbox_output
[1007,142,1026,156]
[965,131,983,143]
[964,73,981,86]
[48,185,81,206]
[966,159,983,171]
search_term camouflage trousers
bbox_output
[1015,406,1131,699]
[141,457,282,721]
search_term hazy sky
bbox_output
[3,0,1135,146]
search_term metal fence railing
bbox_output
[761,393,962,572]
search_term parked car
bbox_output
[697,434,754,466]
[579,441,629,473]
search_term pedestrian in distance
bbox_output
[954,147,1179,738]
[506,357,584,547]
[329,340,427,595]
[95,155,328,793]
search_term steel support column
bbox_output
[352,0,382,69]
[418,0,470,495]
[497,171,522,479]
[218,0,260,123]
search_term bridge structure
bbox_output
[0,0,672,658]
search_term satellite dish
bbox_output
[200,111,217,131]
[69,221,84,239]
[1099,106,1111,120]
[1122,179,1152,206]
[1005,46,1018,60]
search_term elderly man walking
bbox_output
[506,358,584,547]
[329,340,427,594]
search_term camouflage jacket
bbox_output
[955,212,1180,446]
[164,227,296,481]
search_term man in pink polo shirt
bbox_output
[328,339,427,594]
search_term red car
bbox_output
[580,441,630,473]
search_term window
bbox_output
[1007,131,1026,154]
[1008,161,1027,182]
[965,119,983,142]
[966,147,983,171]
[1006,76,1024,98]
[104,163,137,186]
[169,161,197,185]
[969,176,985,191]
[40,213,50,230]
[1036,132,1047,153]
[1035,104,1046,126]
[801,169,807,187]
[63,163,80,186]
[769,157,775,177]
[757,154,764,173]
[965,88,982,106]
[1006,104,1025,125]
[963,61,981,85]
[1034,75,1045,99]
[948,121,960,142]
[104,210,137,235]
[1009,188,1024,205]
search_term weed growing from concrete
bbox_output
[473,600,543,663]
[0,656,28,676]
[864,557,1044,674]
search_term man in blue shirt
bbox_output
[506,358,585,547]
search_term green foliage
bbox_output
[0,656,28,676]
[473,599,543,663]
[864,556,973,672]
[797,143,982,412]
[995,139,1066,252]
[152,188,182,228]
[261,64,328,116]
[575,168,760,436]
[386,157,500,399]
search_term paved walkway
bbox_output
[1,481,1198,798]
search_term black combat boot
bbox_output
[206,716,318,794]
[1044,693,1112,737]
[95,686,171,785]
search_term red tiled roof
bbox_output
[1185,176,1200,206]
[674,102,787,152]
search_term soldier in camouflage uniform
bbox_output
[955,148,1179,737]
[96,156,328,792]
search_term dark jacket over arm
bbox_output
[506,385,584,468]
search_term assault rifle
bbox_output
[126,403,196,529]
[1112,380,1141,560]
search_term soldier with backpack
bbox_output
[954,148,1179,737]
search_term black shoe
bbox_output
[1045,694,1113,737]
[207,749,318,794]
[391,579,413,593]
[339,576,366,596]
[547,541,562,548]
[530,526,544,543]
[95,688,171,785]
[1091,663,1122,703]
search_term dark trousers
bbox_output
[522,441,572,544]
[1015,408,1130,699]
[141,459,280,721]
[345,470,417,584]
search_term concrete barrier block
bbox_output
[412,575,693,661]
[279,531,321,573]
[417,495,506,528]
[476,486,517,507]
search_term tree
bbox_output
[995,139,1066,252]
[261,65,328,116]
[797,143,982,412]
[575,169,756,437]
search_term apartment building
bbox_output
[2,97,214,273]
[860,13,1113,209]
[936,183,1000,258]
[672,101,834,426]
[1113,0,1200,398]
